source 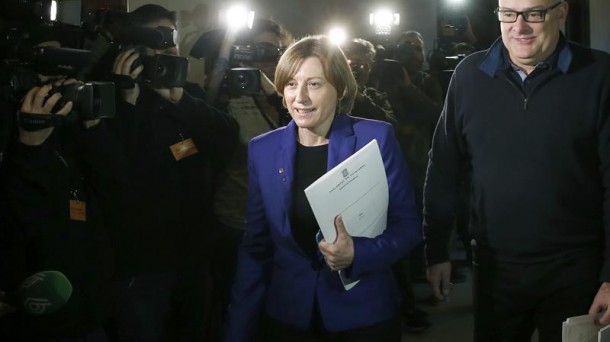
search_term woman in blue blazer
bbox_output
[224,35,422,342]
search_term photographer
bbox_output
[369,31,444,334]
[0,74,124,341]
[341,38,397,125]
[201,18,293,330]
[106,4,238,341]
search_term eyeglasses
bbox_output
[494,1,562,23]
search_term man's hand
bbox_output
[319,215,354,271]
[427,261,453,301]
[259,70,277,96]
[19,81,73,146]
[112,49,143,105]
[589,282,610,324]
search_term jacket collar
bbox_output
[479,33,572,77]
[276,114,356,206]
[279,114,356,170]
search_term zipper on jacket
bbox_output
[55,150,69,168]
[502,76,529,111]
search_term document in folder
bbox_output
[304,139,388,290]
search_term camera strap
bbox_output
[18,112,63,131]
[110,74,136,90]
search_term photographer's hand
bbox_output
[259,70,277,96]
[112,49,143,106]
[19,81,73,146]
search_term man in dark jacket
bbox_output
[0,78,123,341]
[108,4,238,341]
[424,0,610,341]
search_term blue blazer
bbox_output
[224,114,422,341]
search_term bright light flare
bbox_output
[369,10,400,35]
[225,5,255,31]
[50,0,58,21]
[328,27,347,45]
[446,0,466,5]
[369,10,400,27]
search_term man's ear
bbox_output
[557,1,569,22]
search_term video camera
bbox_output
[5,0,55,23]
[191,29,284,97]
[83,9,188,89]
[230,42,283,63]
[226,42,282,96]
[17,82,116,132]
[0,4,116,122]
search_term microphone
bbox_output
[12,271,73,315]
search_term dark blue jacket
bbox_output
[225,114,422,341]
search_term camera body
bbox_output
[4,0,55,22]
[190,30,283,97]
[139,52,188,88]
[59,82,116,120]
[0,6,115,123]
[225,42,281,96]
[85,9,188,89]
[230,42,283,63]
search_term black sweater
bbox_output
[0,122,123,338]
[423,36,610,280]
[109,84,239,275]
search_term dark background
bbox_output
[81,0,591,53]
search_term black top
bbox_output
[108,83,238,275]
[0,122,123,338]
[291,142,328,261]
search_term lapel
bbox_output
[327,115,357,170]
[277,120,298,224]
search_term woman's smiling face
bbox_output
[283,56,338,143]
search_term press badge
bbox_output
[69,200,87,221]
[170,138,199,161]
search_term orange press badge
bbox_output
[69,200,87,221]
[170,138,199,161]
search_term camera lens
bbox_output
[156,63,167,77]
[237,73,250,89]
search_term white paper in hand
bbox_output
[304,139,389,290]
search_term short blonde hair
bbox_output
[274,35,358,115]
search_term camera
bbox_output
[0,4,115,123]
[17,82,116,131]
[4,0,55,22]
[230,42,283,63]
[226,68,261,97]
[58,82,116,120]
[83,9,188,88]
[0,32,95,100]
[190,29,282,97]
[135,51,188,88]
